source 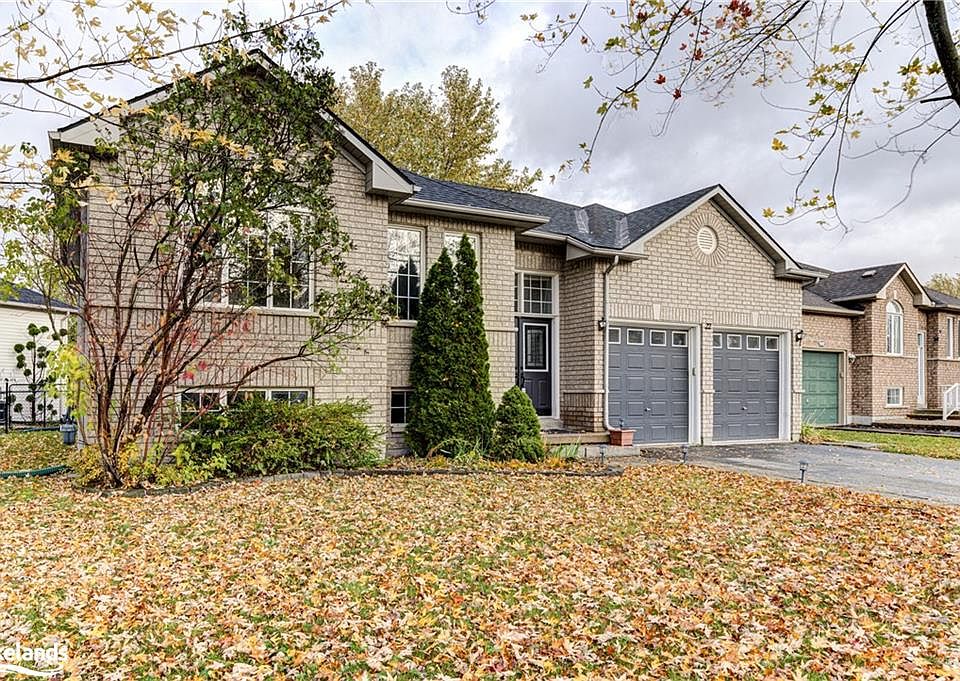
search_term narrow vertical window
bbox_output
[388,228,422,321]
[948,317,955,358]
[886,300,903,355]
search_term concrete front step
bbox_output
[542,430,610,445]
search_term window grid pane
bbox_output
[522,275,553,315]
[391,389,412,424]
[388,229,422,321]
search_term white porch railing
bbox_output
[943,384,960,420]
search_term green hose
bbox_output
[0,465,69,479]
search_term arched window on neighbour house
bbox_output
[886,300,904,355]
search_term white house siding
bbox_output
[0,305,69,384]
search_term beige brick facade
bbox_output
[81,145,811,449]
[605,203,804,442]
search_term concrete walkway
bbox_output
[589,442,960,505]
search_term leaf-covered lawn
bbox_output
[0,431,70,471]
[817,428,960,460]
[1,467,959,679]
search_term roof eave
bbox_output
[395,197,550,229]
[802,304,863,317]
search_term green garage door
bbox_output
[802,351,840,425]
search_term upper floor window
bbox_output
[949,317,956,358]
[224,213,311,310]
[886,300,903,355]
[388,227,422,320]
[443,232,480,265]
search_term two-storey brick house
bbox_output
[50,63,846,450]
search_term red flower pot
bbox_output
[609,429,634,447]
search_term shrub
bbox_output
[182,398,382,476]
[492,387,546,463]
[406,239,496,456]
[70,440,227,488]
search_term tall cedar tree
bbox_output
[452,235,495,449]
[405,249,459,455]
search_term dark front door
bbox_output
[518,318,552,415]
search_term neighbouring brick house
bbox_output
[56,60,955,450]
[800,263,960,425]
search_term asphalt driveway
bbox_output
[684,443,960,505]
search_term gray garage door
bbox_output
[608,326,689,444]
[713,332,781,441]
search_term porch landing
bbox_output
[542,429,609,445]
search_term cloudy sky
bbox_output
[13,1,958,280]
[307,1,960,280]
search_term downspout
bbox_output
[601,255,621,431]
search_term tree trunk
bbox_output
[924,0,960,107]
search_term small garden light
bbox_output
[799,460,809,483]
[681,444,689,464]
[599,443,607,465]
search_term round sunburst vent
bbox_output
[696,226,718,255]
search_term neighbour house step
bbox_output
[908,408,960,421]
[542,430,610,446]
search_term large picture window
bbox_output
[388,227,422,320]
[227,214,311,310]
[886,300,903,355]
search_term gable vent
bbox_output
[696,226,719,255]
[862,269,877,278]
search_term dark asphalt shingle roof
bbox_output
[924,286,960,310]
[805,263,906,302]
[1,285,73,311]
[401,170,718,249]
[802,289,862,315]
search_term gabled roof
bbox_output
[805,263,931,305]
[802,289,863,317]
[1,286,74,312]
[48,50,416,199]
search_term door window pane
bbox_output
[524,325,548,370]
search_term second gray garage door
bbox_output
[608,326,690,444]
[713,332,781,441]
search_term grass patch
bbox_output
[0,431,70,471]
[0,468,958,677]
[816,428,960,460]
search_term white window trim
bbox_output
[948,317,955,358]
[517,271,556,317]
[885,387,903,407]
[726,334,742,350]
[886,300,904,355]
[521,321,550,372]
[746,335,761,350]
[649,330,667,346]
[608,327,621,344]
[390,388,413,429]
[672,330,688,347]
[764,336,779,351]
[388,225,424,322]
[712,333,723,349]
[627,328,645,345]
